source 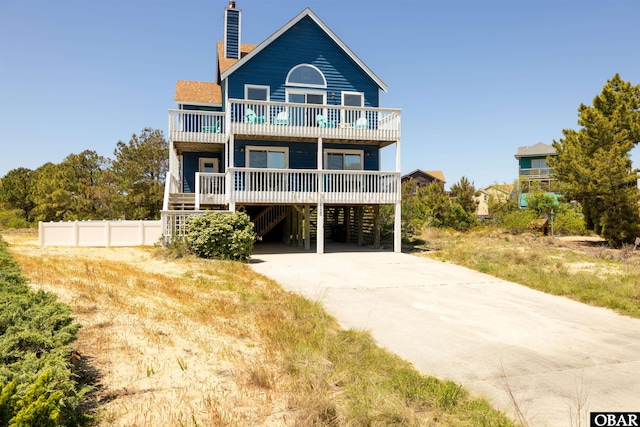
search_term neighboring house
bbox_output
[514,142,557,207]
[473,184,514,219]
[401,170,445,193]
[162,2,402,253]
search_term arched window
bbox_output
[286,64,326,88]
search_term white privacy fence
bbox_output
[39,220,162,247]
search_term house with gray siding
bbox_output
[162,2,402,253]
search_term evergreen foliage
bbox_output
[0,238,90,425]
[449,176,478,217]
[399,178,477,240]
[0,168,34,222]
[0,128,167,225]
[549,74,640,246]
[185,212,256,261]
[111,128,168,220]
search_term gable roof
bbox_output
[480,184,514,195]
[401,169,446,184]
[217,41,258,75]
[220,8,387,91]
[174,80,222,105]
[515,142,556,159]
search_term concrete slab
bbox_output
[249,244,640,427]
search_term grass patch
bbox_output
[419,228,640,318]
[2,229,515,426]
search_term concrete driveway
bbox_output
[250,244,640,427]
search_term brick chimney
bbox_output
[224,1,241,59]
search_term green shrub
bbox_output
[0,238,91,426]
[554,208,587,236]
[0,209,31,229]
[185,211,256,261]
[500,209,538,234]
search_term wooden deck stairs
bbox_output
[253,205,287,238]
[168,193,196,210]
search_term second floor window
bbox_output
[246,146,288,169]
[531,159,548,169]
[286,64,326,88]
[324,149,363,170]
[245,85,269,101]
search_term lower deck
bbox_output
[162,202,393,253]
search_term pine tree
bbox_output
[111,128,168,220]
[0,167,35,221]
[549,74,640,246]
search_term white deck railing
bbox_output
[190,169,400,205]
[162,172,182,211]
[168,110,227,143]
[195,172,226,208]
[520,168,555,179]
[168,101,401,143]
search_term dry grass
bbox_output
[3,229,514,426]
[416,227,640,318]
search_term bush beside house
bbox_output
[185,212,256,261]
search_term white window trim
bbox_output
[323,148,364,170]
[285,64,327,88]
[199,157,220,173]
[285,88,327,104]
[244,84,270,101]
[341,91,364,107]
[245,145,289,169]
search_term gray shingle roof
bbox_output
[515,142,556,159]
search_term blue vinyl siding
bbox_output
[226,16,380,107]
[234,140,378,170]
[181,105,222,112]
[182,151,224,193]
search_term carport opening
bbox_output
[245,204,387,254]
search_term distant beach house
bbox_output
[514,142,557,207]
[401,170,446,194]
[161,2,402,253]
[474,184,514,219]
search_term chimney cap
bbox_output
[229,1,236,8]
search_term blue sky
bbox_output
[1,0,638,189]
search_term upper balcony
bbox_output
[169,99,401,146]
[519,168,555,179]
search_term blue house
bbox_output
[162,2,402,253]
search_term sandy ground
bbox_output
[3,230,293,426]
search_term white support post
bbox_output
[395,138,401,176]
[162,172,170,211]
[394,202,401,253]
[394,137,402,253]
[316,201,324,254]
[38,221,44,246]
[139,220,144,246]
[228,133,235,211]
[73,221,79,247]
[195,172,201,210]
[229,132,235,168]
[105,221,111,247]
